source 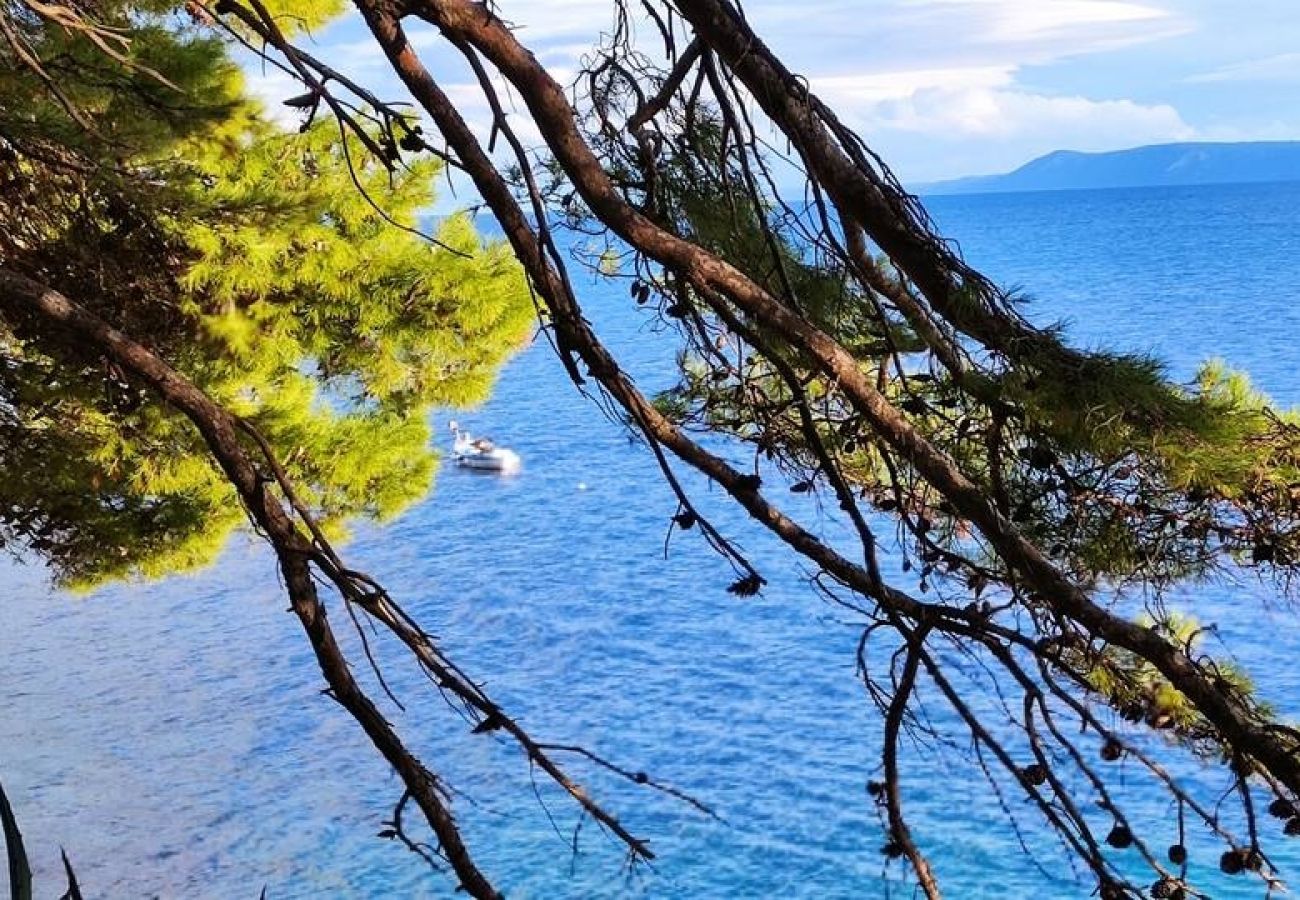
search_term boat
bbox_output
[449,420,521,473]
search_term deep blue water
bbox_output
[3,181,1300,898]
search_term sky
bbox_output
[244,0,1300,185]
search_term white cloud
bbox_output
[814,70,1191,142]
[885,87,1191,144]
[781,0,1196,179]
[235,0,1292,186]
[1187,52,1300,84]
[810,67,1194,181]
[486,0,615,41]
[812,66,1015,104]
[771,0,1188,76]
[912,0,1175,44]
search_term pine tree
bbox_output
[224,2,1300,895]
[10,1,1300,897]
[0,0,532,586]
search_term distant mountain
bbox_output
[918,141,1300,195]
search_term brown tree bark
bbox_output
[0,267,501,900]
[378,0,1300,799]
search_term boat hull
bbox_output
[454,448,521,472]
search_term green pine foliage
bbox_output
[623,105,1300,600]
[597,97,1300,764]
[0,1,533,587]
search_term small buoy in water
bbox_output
[577,482,588,491]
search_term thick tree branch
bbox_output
[0,266,500,898]
[391,0,1300,798]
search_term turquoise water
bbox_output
[2,182,1299,898]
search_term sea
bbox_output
[3,181,1300,898]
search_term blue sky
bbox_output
[246,0,1300,184]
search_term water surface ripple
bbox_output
[2,182,1299,898]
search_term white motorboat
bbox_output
[449,420,521,473]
